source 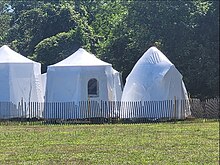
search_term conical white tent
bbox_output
[0,45,44,118]
[44,48,122,119]
[121,46,191,119]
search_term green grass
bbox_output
[0,121,219,164]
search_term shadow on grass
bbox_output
[0,116,218,126]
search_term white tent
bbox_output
[44,48,122,119]
[0,45,44,118]
[120,46,191,119]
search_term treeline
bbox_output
[0,0,219,99]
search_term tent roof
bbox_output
[50,48,111,67]
[126,46,174,81]
[0,45,37,63]
[136,46,172,66]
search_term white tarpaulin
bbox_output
[0,45,44,118]
[121,46,191,119]
[41,73,47,99]
[44,48,122,119]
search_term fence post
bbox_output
[202,101,206,122]
[88,97,91,122]
[174,96,177,122]
[21,98,24,119]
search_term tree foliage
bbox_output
[7,3,79,56]
[0,1,11,45]
[33,28,87,72]
[0,0,219,99]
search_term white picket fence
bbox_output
[1,98,218,122]
[0,102,44,119]
[0,98,219,122]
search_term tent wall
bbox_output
[0,63,44,119]
[46,66,113,103]
[0,64,10,101]
[8,63,43,103]
[112,72,123,101]
[162,66,187,100]
[41,73,47,99]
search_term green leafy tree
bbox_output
[7,3,79,56]
[100,1,219,98]
[1,0,218,98]
[74,0,128,55]
[0,1,12,45]
[33,28,88,72]
[185,1,219,98]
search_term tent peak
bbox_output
[1,45,9,48]
[50,47,111,67]
[0,45,10,51]
[145,46,162,55]
[0,45,38,64]
[139,46,172,65]
[148,46,158,50]
[78,48,88,52]
[74,48,95,57]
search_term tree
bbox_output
[65,0,128,56]
[33,28,87,73]
[6,3,79,57]
[100,0,219,98]
[1,0,218,98]
[186,1,219,98]
[0,1,12,45]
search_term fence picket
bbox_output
[0,98,219,123]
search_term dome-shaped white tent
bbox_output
[0,45,44,118]
[120,46,191,119]
[44,48,122,119]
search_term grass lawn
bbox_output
[0,120,219,164]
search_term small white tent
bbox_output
[0,45,44,118]
[121,46,191,119]
[44,48,122,119]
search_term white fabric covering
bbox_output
[121,46,191,119]
[45,48,122,118]
[0,45,44,118]
[41,73,47,99]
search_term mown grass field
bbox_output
[0,120,219,164]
